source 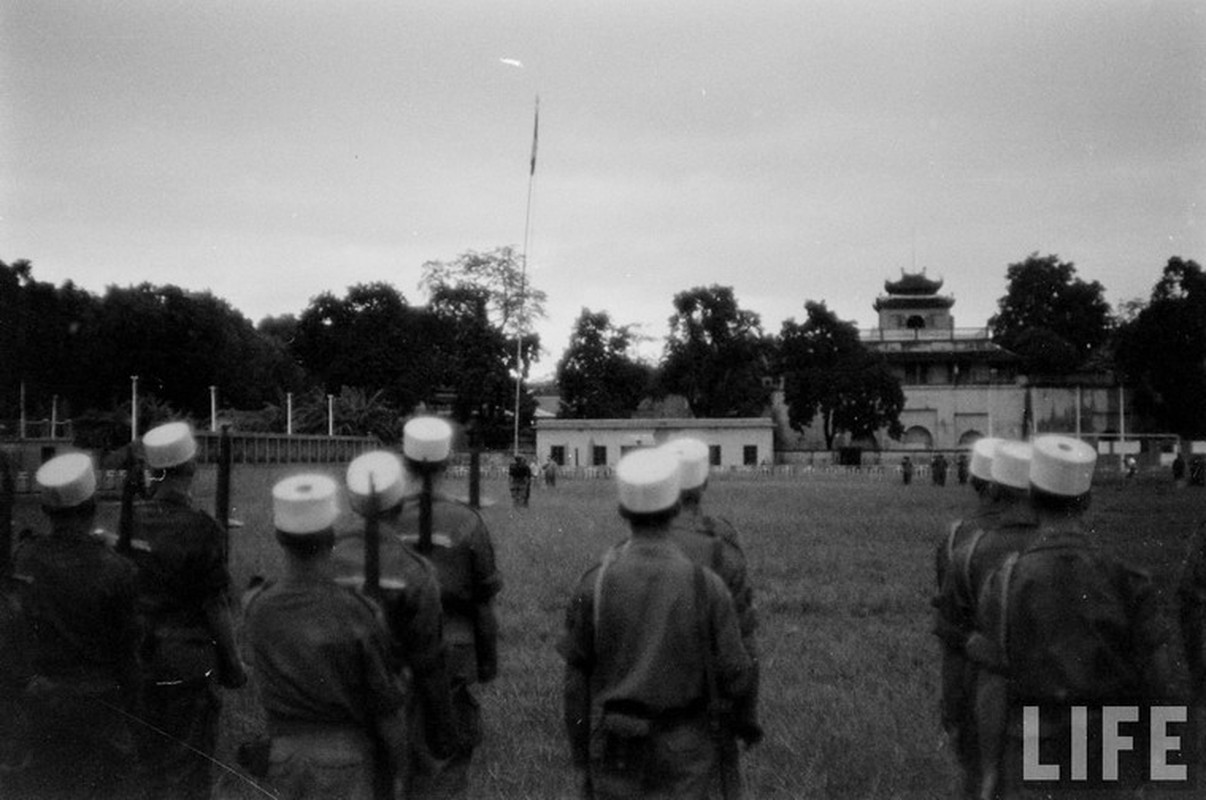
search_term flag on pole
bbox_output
[529,95,540,175]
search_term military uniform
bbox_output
[667,501,762,784]
[245,575,407,800]
[245,472,408,800]
[561,446,754,800]
[561,537,754,799]
[932,499,1038,799]
[972,520,1172,798]
[333,523,459,779]
[669,508,756,657]
[1177,522,1206,699]
[0,574,33,791]
[130,485,243,800]
[509,457,531,507]
[12,524,143,799]
[932,454,949,486]
[395,493,501,798]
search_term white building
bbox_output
[534,418,775,469]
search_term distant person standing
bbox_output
[11,453,142,799]
[1173,453,1186,483]
[509,456,532,507]
[932,453,948,486]
[901,456,915,485]
[955,452,969,485]
[543,458,558,488]
[559,448,755,800]
[396,417,502,799]
[244,474,408,800]
[131,421,247,800]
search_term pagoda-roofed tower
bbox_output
[873,269,954,330]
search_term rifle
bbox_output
[417,467,434,555]
[693,565,740,800]
[214,424,232,564]
[116,444,143,556]
[363,476,381,602]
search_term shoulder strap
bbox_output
[994,552,1020,668]
[955,526,987,606]
[944,519,963,573]
[592,544,623,649]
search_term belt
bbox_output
[604,699,708,725]
[151,668,214,688]
[267,719,369,740]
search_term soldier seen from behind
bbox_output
[0,445,32,785]
[244,474,409,800]
[395,416,502,799]
[970,435,1176,799]
[901,456,914,485]
[10,453,143,799]
[130,421,247,800]
[333,450,460,796]
[560,447,755,800]
[1177,521,1206,705]
[932,438,1038,800]
[662,437,763,769]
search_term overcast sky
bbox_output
[4,1,1203,377]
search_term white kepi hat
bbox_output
[403,417,452,464]
[346,451,407,515]
[37,452,97,509]
[143,422,197,470]
[969,437,1002,483]
[663,438,710,491]
[1030,435,1097,497]
[617,448,681,514]
[991,441,1033,491]
[273,474,340,534]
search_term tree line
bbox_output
[2,251,1203,451]
[556,253,1206,446]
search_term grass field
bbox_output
[11,466,1206,799]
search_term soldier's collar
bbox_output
[1027,520,1093,550]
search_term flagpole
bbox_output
[513,95,539,457]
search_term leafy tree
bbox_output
[84,283,301,416]
[557,309,652,418]
[420,248,546,446]
[419,246,547,343]
[257,314,299,347]
[778,301,905,449]
[292,282,438,414]
[658,286,773,417]
[0,260,101,421]
[427,285,522,438]
[1115,257,1206,438]
[989,253,1112,374]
